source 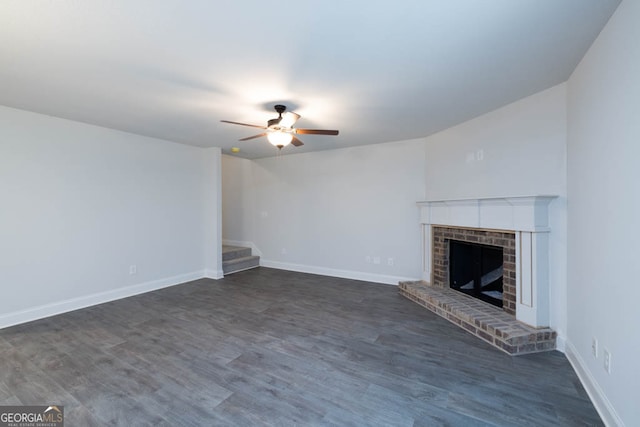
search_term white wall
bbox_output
[0,105,222,328]
[221,155,255,247]
[566,0,640,424]
[423,84,568,342]
[424,84,567,201]
[222,139,427,284]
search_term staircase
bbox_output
[222,245,260,275]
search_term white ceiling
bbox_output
[0,1,620,159]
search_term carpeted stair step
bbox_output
[223,245,252,261]
[222,245,260,275]
[223,255,260,275]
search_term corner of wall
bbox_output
[204,269,225,280]
[203,147,223,276]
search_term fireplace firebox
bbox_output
[449,240,504,308]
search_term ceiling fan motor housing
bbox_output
[268,105,287,130]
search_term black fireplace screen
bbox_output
[449,240,504,308]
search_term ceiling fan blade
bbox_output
[279,112,301,128]
[221,120,267,129]
[291,136,304,147]
[294,129,339,135]
[238,133,267,141]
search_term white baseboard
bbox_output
[565,341,624,427]
[260,259,418,285]
[0,270,206,330]
[221,241,415,285]
[555,334,566,353]
[204,268,224,279]
[0,255,415,330]
[222,239,263,257]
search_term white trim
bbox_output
[565,341,624,427]
[204,269,224,279]
[261,259,417,285]
[555,334,566,353]
[422,224,432,282]
[0,271,206,330]
[222,239,263,257]
[417,195,557,232]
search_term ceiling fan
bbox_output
[221,105,339,149]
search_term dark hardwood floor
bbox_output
[0,268,602,426]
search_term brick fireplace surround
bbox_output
[399,196,558,355]
[432,226,516,315]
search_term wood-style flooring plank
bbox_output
[0,267,602,426]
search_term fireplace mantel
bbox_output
[417,195,557,232]
[417,195,558,328]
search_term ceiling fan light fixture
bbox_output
[267,131,293,148]
[221,104,338,150]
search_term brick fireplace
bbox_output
[399,195,559,355]
[432,226,516,315]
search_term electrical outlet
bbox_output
[365,256,371,263]
[603,349,611,374]
[373,256,381,265]
[387,257,394,266]
[592,337,598,358]
[281,248,287,255]
[129,265,137,275]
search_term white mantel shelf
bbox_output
[417,195,558,233]
[417,195,558,328]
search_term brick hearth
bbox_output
[399,280,557,355]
